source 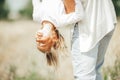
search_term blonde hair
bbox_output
[46,29,67,67]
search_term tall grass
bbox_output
[112,0,120,16]
[19,0,33,19]
[103,58,120,80]
[0,0,9,19]
[0,65,50,80]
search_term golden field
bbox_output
[0,19,120,80]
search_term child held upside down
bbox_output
[33,0,117,80]
[32,0,84,66]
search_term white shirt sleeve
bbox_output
[32,0,42,22]
[32,0,58,26]
[32,0,84,27]
[57,0,84,27]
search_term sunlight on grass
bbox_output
[103,58,120,80]
[4,65,51,80]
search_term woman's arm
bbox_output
[63,0,75,14]
[41,0,84,27]
[57,0,84,27]
[32,0,84,28]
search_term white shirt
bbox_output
[77,0,117,52]
[32,0,84,27]
[32,0,117,52]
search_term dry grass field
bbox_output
[0,19,120,80]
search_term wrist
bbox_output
[42,21,56,30]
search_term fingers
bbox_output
[35,28,59,53]
[37,45,49,53]
[36,34,54,49]
[35,31,45,43]
[36,36,50,43]
[35,29,51,43]
[35,31,43,38]
[36,41,53,53]
[37,42,46,53]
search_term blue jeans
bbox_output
[71,23,114,80]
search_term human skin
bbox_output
[36,0,75,53]
[63,0,75,14]
[36,21,58,53]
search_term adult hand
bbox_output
[35,21,58,53]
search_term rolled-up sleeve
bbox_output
[32,0,42,22]
[32,0,58,26]
[56,0,84,27]
[32,0,84,28]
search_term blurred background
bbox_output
[0,0,120,80]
